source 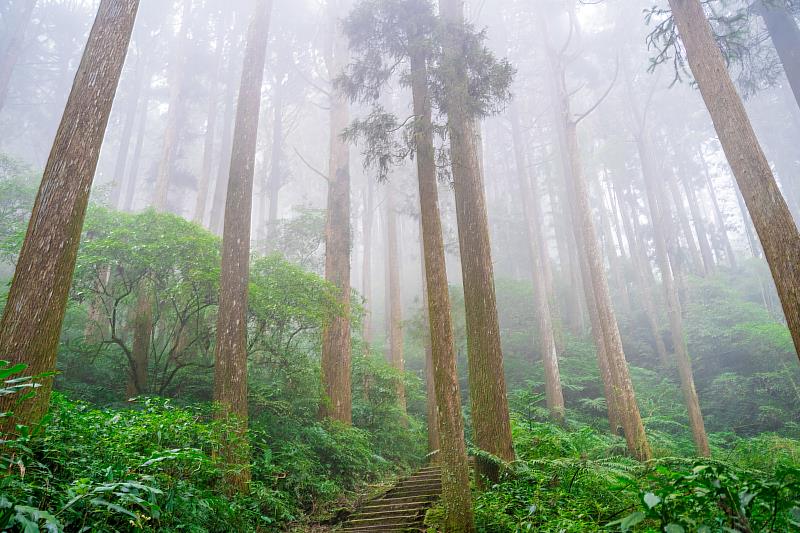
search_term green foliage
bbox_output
[619,458,800,532]
[338,0,514,183]
[644,1,783,96]
[470,420,800,532]
[259,207,326,274]
[0,392,418,532]
[0,154,37,265]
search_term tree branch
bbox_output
[293,146,329,182]
[573,56,620,125]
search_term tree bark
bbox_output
[264,60,287,244]
[698,147,737,268]
[210,40,240,235]
[540,15,649,458]
[757,0,800,109]
[668,0,800,360]
[677,161,716,275]
[127,288,152,397]
[152,0,193,211]
[193,9,228,225]
[122,84,151,212]
[111,55,146,209]
[418,220,439,456]
[565,119,650,460]
[665,169,705,275]
[0,0,139,431]
[620,185,670,365]
[637,133,711,457]
[386,188,406,416]
[0,0,36,114]
[362,179,374,349]
[440,0,515,479]
[212,0,272,493]
[319,0,353,424]
[409,44,474,532]
[510,109,565,422]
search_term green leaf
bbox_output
[665,525,685,533]
[609,511,645,532]
[644,492,661,509]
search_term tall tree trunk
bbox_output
[0,0,36,114]
[210,45,240,235]
[549,73,621,435]
[362,179,374,349]
[440,0,515,479]
[320,0,353,424]
[757,0,800,109]
[264,64,286,244]
[110,55,146,209]
[510,109,565,421]
[541,14,649,457]
[386,188,406,415]
[212,0,272,493]
[0,0,139,431]
[549,175,585,335]
[409,45,474,532]
[597,175,632,313]
[122,85,151,212]
[698,147,737,268]
[152,0,192,211]
[638,134,711,456]
[565,119,650,460]
[418,220,439,456]
[677,160,716,275]
[665,170,705,275]
[668,0,800,360]
[127,288,152,397]
[620,185,670,365]
[193,9,228,225]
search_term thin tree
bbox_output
[629,90,711,453]
[666,0,800,360]
[320,0,353,424]
[410,23,474,530]
[210,36,242,234]
[213,0,273,492]
[193,9,229,224]
[0,0,140,431]
[697,146,737,268]
[152,0,193,211]
[418,221,439,456]
[337,1,474,527]
[540,10,651,460]
[108,49,145,209]
[756,0,800,109]
[386,187,407,415]
[439,0,516,476]
[509,108,565,422]
[362,179,375,349]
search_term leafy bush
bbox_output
[1,393,416,532]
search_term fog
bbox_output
[1,0,799,529]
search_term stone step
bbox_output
[349,507,426,521]
[338,465,441,532]
[362,497,435,510]
[344,514,420,528]
[385,486,441,499]
[392,478,442,488]
[399,474,441,484]
[338,524,425,533]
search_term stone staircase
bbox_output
[338,465,442,532]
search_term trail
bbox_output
[337,464,442,532]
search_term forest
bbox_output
[0,0,799,531]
